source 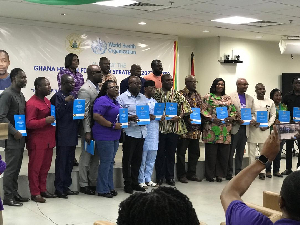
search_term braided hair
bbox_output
[117,187,200,225]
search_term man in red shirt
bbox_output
[26,77,56,203]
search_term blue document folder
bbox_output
[51,105,56,126]
[119,108,128,128]
[136,105,150,125]
[14,115,27,136]
[73,99,85,120]
[165,102,178,120]
[190,108,201,124]
[293,107,300,122]
[216,107,228,123]
[279,110,290,123]
[256,111,268,127]
[154,103,165,121]
[85,140,94,155]
[241,108,252,125]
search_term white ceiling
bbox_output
[1,0,300,41]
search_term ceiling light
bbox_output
[203,30,209,33]
[93,0,137,7]
[138,22,146,25]
[137,43,148,48]
[211,16,261,25]
[61,13,66,16]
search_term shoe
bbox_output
[55,190,68,199]
[80,186,95,195]
[73,158,79,167]
[3,199,23,206]
[89,186,96,191]
[281,169,293,175]
[14,193,29,202]
[124,186,133,194]
[110,190,118,196]
[41,191,57,198]
[65,189,79,195]
[31,195,46,203]
[178,177,189,183]
[139,183,148,189]
[166,179,175,186]
[226,175,233,180]
[216,177,222,182]
[259,173,265,180]
[206,178,215,182]
[132,185,146,192]
[266,172,272,178]
[98,193,113,198]
[156,179,163,186]
[273,172,283,178]
[187,175,202,182]
[146,181,158,187]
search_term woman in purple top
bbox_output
[0,155,7,224]
[92,80,122,198]
[57,53,84,98]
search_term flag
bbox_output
[173,41,178,90]
[191,52,195,76]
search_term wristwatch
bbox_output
[257,155,269,165]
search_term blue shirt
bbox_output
[226,200,300,225]
[120,76,146,94]
[143,98,159,151]
[117,90,148,138]
[0,74,11,92]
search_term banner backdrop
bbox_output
[0,18,175,100]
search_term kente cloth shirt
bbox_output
[92,95,121,141]
[143,72,162,89]
[226,200,300,225]
[179,87,202,139]
[57,68,84,98]
[201,93,237,144]
[153,88,192,135]
[117,90,148,138]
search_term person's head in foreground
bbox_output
[221,126,300,224]
[117,186,200,225]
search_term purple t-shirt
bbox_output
[226,200,300,225]
[238,93,246,108]
[92,95,121,141]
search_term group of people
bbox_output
[0,49,299,210]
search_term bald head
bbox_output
[236,78,249,94]
[185,75,197,92]
[87,65,102,83]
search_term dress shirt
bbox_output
[117,90,148,138]
[282,91,300,119]
[143,97,159,151]
[226,200,300,225]
[26,95,56,150]
[92,95,121,141]
[120,76,146,94]
[179,87,202,139]
[143,72,162,89]
[50,91,78,146]
[0,74,11,93]
[57,68,84,98]
[153,88,192,135]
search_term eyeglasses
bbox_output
[108,86,119,90]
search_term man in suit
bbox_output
[0,68,29,206]
[227,78,255,180]
[78,65,102,195]
[50,74,79,198]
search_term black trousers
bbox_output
[155,133,179,181]
[122,135,144,187]
[3,148,24,200]
[228,126,247,176]
[176,138,200,178]
[285,140,300,170]
[55,146,76,193]
[205,143,230,179]
[266,141,284,173]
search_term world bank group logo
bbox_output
[66,33,84,54]
[91,38,107,55]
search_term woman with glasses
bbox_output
[202,78,237,182]
[92,80,122,198]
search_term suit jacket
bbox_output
[229,92,254,138]
[78,80,99,134]
[0,86,26,149]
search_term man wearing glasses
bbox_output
[78,65,102,195]
[177,75,202,183]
